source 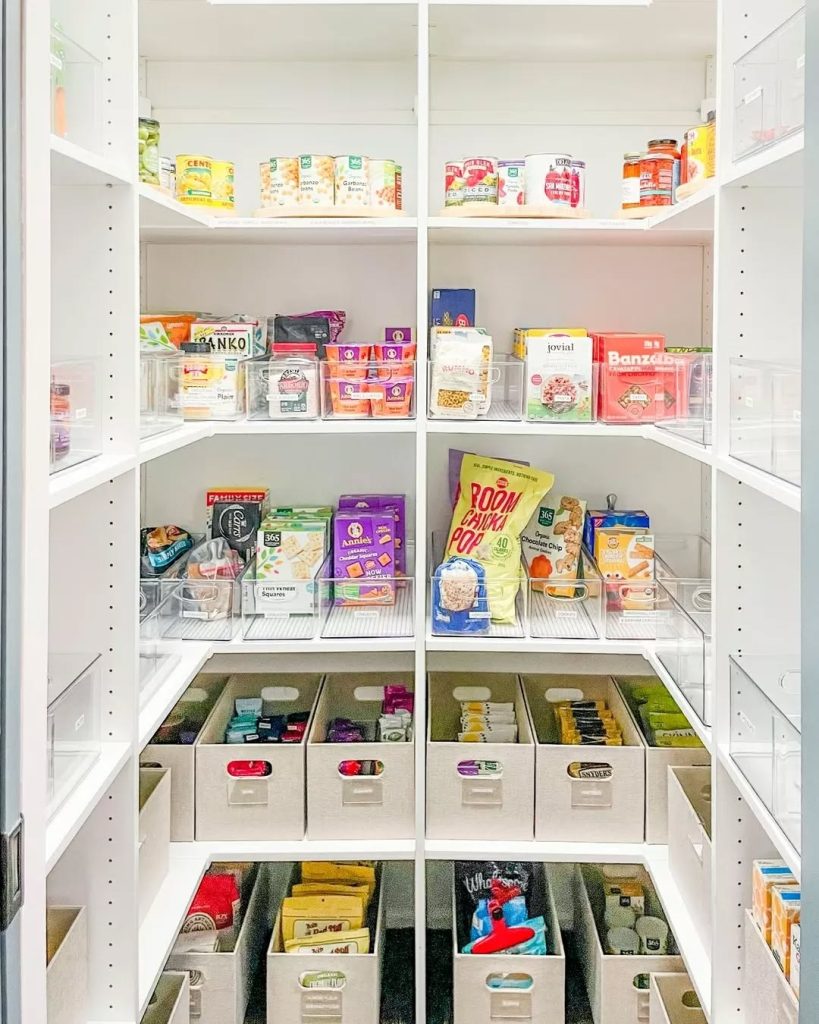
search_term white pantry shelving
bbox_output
[15,0,810,1022]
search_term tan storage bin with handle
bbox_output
[142,971,190,1024]
[46,906,88,1024]
[138,766,171,923]
[649,973,706,1024]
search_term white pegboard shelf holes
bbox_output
[716,455,800,512]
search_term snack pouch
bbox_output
[432,556,490,635]
[446,455,554,623]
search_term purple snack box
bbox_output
[333,511,397,606]
[385,328,412,343]
[338,493,407,574]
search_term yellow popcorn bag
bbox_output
[446,454,554,623]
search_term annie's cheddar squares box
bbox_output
[333,512,396,606]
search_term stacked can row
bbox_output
[259,155,403,211]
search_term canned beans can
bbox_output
[211,160,235,212]
[175,154,212,205]
[463,156,499,203]
[445,161,465,207]
[640,152,675,207]
[524,153,573,207]
[570,159,586,209]
[369,159,397,209]
[334,155,370,207]
[498,160,525,207]
[259,161,272,207]
[159,157,175,195]
[394,165,403,210]
[299,154,334,206]
[270,157,300,207]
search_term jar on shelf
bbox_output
[621,151,641,210]
[647,138,681,201]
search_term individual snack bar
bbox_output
[458,700,518,743]
[555,699,624,746]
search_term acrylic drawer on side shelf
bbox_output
[733,7,805,161]
[654,352,713,448]
[654,581,711,727]
[50,359,102,474]
[47,653,102,819]
[307,673,415,840]
[730,653,801,853]
[47,906,88,1024]
[138,767,171,924]
[667,766,712,946]
[142,972,190,1024]
[428,355,524,421]
[51,23,103,151]
[322,359,416,420]
[451,862,565,1024]
[241,551,328,642]
[427,672,535,841]
[649,973,707,1024]
[729,358,801,487]
[140,351,183,439]
[744,910,798,1024]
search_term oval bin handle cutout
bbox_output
[458,759,503,778]
[260,685,300,702]
[632,974,650,991]
[338,759,383,778]
[180,687,209,704]
[681,991,701,1009]
[485,973,533,991]
[299,971,346,990]
[452,686,492,701]
[354,685,386,702]
[227,760,272,778]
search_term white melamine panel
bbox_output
[145,243,417,337]
[429,243,706,348]
[720,0,804,64]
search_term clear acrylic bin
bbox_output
[241,552,329,641]
[729,358,800,486]
[522,357,597,424]
[246,353,320,421]
[733,8,805,160]
[430,535,528,638]
[321,544,416,640]
[47,653,102,818]
[528,548,603,640]
[51,23,102,152]
[321,360,416,419]
[597,358,688,426]
[655,352,713,447]
[428,355,523,420]
[730,653,801,851]
[50,360,102,473]
[603,578,659,640]
[177,348,247,421]
[654,581,712,726]
[655,534,711,583]
[140,352,183,439]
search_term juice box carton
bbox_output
[254,517,328,614]
[594,528,655,581]
[333,511,396,606]
[594,333,670,423]
[430,288,475,327]
[522,333,594,422]
[771,886,800,977]
[752,860,797,943]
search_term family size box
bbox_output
[649,973,706,1024]
[138,767,171,924]
[667,766,712,945]
[615,677,709,844]
[142,972,190,1024]
[431,288,475,327]
[47,907,88,1024]
[522,675,645,844]
[744,911,799,1024]
[168,863,271,1024]
[142,674,228,842]
[427,672,535,840]
[307,673,414,840]
[574,864,684,1024]
[451,864,565,1024]
[266,866,385,1024]
[194,674,321,841]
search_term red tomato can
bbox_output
[570,159,586,209]
[444,160,464,207]
[462,156,499,203]
[525,153,573,207]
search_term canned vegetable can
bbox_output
[369,159,397,209]
[175,154,212,206]
[524,154,573,207]
[270,157,300,207]
[498,160,525,207]
[211,160,235,212]
[463,157,499,203]
[445,161,465,207]
[299,154,335,206]
[335,155,370,207]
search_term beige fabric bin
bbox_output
[649,973,706,1024]
[142,971,190,1024]
[138,766,171,924]
[46,906,88,1024]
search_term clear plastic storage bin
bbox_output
[177,347,247,421]
[51,23,102,152]
[321,544,415,640]
[140,352,182,439]
[654,582,711,726]
[246,353,320,421]
[528,548,604,640]
[321,359,416,420]
[655,352,713,447]
[241,552,329,642]
[50,360,102,473]
[596,358,687,426]
[47,653,102,817]
[428,355,524,421]
[733,7,806,160]
[730,359,800,486]
[730,653,801,851]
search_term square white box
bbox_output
[574,864,684,1024]
[46,906,87,1024]
[667,766,712,945]
[743,910,798,1024]
[142,971,191,1024]
[649,973,706,1024]
[142,674,228,842]
[307,673,414,840]
[194,673,321,841]
[522,675,645,844]
[427,673,535,841]
[168,863,272,1024]
[451,865,565,1024]
[138,766,171,924]
[266,866,385,1024]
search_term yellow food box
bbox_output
[281,894,365,943]
[770,886,800,978]
[594,527,655,581]
[301,861,377,901]
[290,882,372,911]
[752,860,797,943]
[513,327,588,361]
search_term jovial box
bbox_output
[266,866,385,1024]
[649,973,706,1024]
[427,672,535,841]
[451,865,565,1024]
[138,767,171,924]
[744,910,799,1024]
[667,766,712,946]
[574,864,684,1024]
[168,863,272,1024]
[614,677,709,844]
[142,972,190,1024]
[46,907,88,1024]
[522,675,645,844]
[307,673,414,840]
[194,674,322,841]
[142,674,228,842]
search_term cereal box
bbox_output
[522,333,593,422]
[339,494,406,574]
[255,517,328,615]
[333,511,396,606]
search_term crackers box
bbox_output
[333,511,396,606]
[211,499,266,561]
[205,488,269,532]
[255,518,328,614]
[594,528,655,581]
[339,494,406,574]
[522,332,594,422]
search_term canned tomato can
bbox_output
[570,159,586,209]
[210,160,235,212]
[298,154,335,206]
[395,164,403,210]
[524,153,573,207]
[498,160,525,207]
[369,159,397,209]
[462,156,498,203]
[640,152,675,207]
[445,161,465,207]
[175,154,212,206]
[334,155,370,207]
[270,157,300,207]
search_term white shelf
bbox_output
[51,136,133,187]
[46,741,131,872]
[179,838,416,861]
[716,454,800,512]
[138,643,212,749]
[424,838,649,861]
[724,132,804,189]
[426,419,644,437]
[214,418,417,435]
[49,452,136,509]
[426,633,647,654]
[138,424,212,464]
[645,425,713,465]
[428,216,711,246]
[225,635,416,654]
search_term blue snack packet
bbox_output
[471,896,528,941]
[432,557,490,635]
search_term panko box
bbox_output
[333,512,397,606]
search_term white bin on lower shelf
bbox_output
[744,910,798,1024]
[649,973,706,1024]
[138,767,171,924]
[46,906,88,1024]
[142,971,190,1024]
[667,766,712,946]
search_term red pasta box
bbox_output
[595,333,675,423]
